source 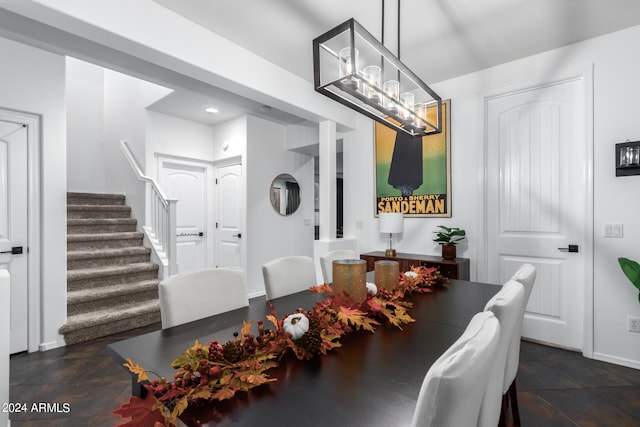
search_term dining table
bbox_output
[108,278,499,427]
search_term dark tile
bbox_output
[516,391,577,427]
[519,340,582,361]
[590,385,640,419]
[545,358,634,388]
[516,360,581,391]
[537,388,640,427]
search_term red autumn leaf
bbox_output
[113,385,168,427]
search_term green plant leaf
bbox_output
[618,257,640,291]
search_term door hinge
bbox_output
[216,222,219,228]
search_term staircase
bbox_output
[59,192,161,345]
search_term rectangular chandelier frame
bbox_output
[313,18,442,136]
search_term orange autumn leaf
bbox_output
[211,387,236,401]
[310,284,333,294]
[124,358,151,383]
[337,306,379,332]
[265,314,279,329]
[240,320,253,340]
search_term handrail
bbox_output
[120,140,171,203]
[120,140,178,277]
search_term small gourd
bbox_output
[366,282,378,296]
[283,313,309,340]
[404,271,418,278]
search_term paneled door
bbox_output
[159,158,213,275]
[0,119,28,353]
[486,74,591,350]
[215,163,243,269]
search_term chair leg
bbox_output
[508,379,521,426]
[499,394,509,427]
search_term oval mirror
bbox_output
[270,173,301,216]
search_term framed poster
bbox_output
[374,99,451,217]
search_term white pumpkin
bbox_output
[404,271,418,278]
[366,282,378,296]
[283,313,309,340]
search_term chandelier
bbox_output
[313,15,442,137]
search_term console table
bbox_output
[360,251,470,280]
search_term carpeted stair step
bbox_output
[59,300,160,345]
[66,279,159,316]
[67,204,132,219]
[62,192,161,345]
[67,218,137,234]
[67,192,126,206]
[67,232,144,251]
[67,262,159,291]
[67,247,152,270]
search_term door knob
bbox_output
[232,233,242,238]
[558,244,579,253]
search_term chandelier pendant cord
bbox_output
[381,0,402,59]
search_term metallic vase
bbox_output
[375,260,400,291]
[332,259,367,303]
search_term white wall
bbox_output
[103,70,171,224]
[211,115,247,162]
[0,36,67,350]
[66,58,106,192]
[343,25,640,368]
[245,115,315,297]
[146,110,215,179]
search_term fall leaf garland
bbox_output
[113,266,447,426]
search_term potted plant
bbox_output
[618,257,640,303]
[433,225,466,259]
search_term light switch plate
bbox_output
[604,223,623,238]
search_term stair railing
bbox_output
[120,140,178,277]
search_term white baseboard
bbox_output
[38,339,65,352]
[593,351,640,370]
[248,290,266,300]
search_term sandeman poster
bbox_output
[374,99,451,217]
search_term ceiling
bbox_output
[146,86,308,127]
[143,0,640,127]
[154,0,640,86]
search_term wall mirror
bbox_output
[270,173,301,215]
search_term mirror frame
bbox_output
[269,173,301,216]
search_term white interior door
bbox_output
[0,120,28,354]
[159,159,212,274]
[486,75,591,351]
[216,163,243,268]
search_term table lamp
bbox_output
[379,212,404,256]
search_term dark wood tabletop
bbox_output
[108,279,498,427]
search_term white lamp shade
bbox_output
[379,212,404,234]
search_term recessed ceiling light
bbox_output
[205,107,219,114]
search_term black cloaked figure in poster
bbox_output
[387,131,423,197]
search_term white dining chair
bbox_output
[504,263,537,425]
[411,311,501,427]
[478,279,526,427]
[319,249,358,284]
[262,255,317,300]
[158,267,249,329]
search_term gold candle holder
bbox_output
[332,259,367,303]
[375,260,399,291]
